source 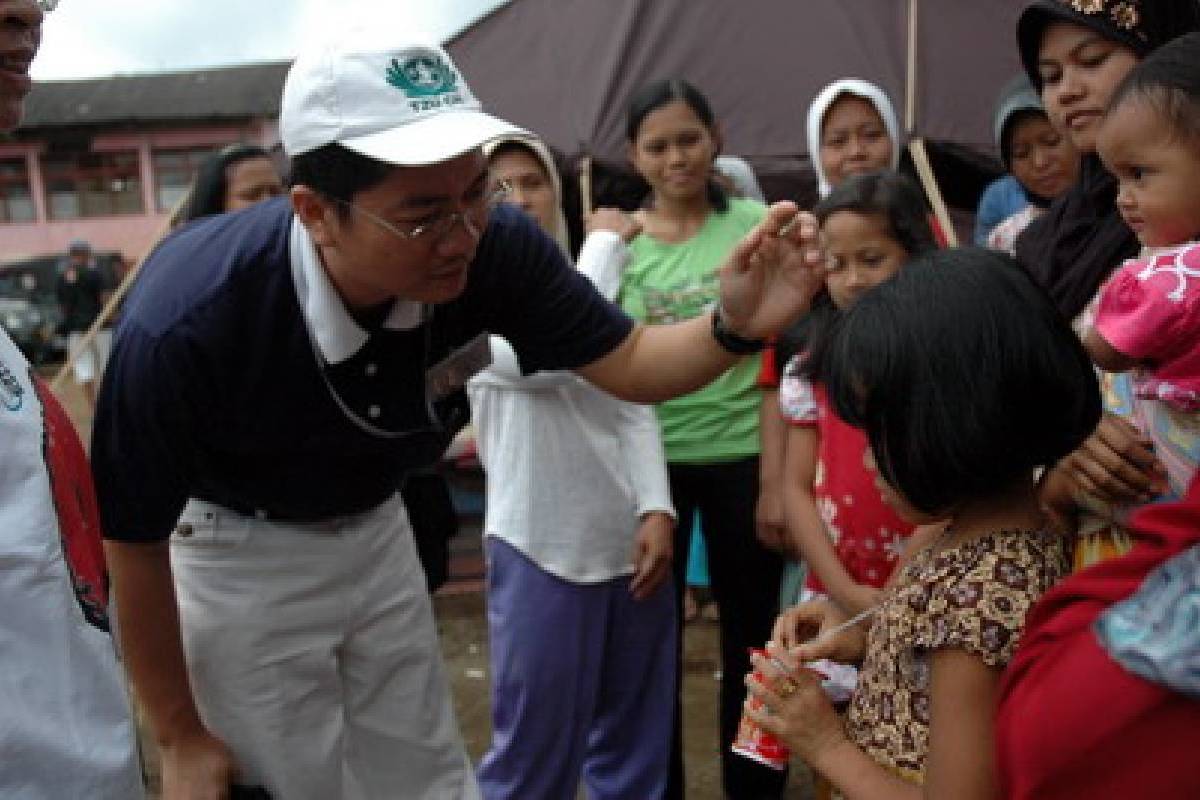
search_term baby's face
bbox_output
[1098,97,1200,248]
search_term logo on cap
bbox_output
[387,54,459,99]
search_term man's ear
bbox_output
[291,185,339,247]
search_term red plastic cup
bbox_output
[731,649,792,770]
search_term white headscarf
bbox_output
[714,155,766,203]
[482,133,571,259]
[805,79,901,198]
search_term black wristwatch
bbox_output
[710,305,765,355]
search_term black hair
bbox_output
[1107,31,1200,144]
[625,78,728,213]
[176,143,272,224]
[814,171,938,257]
[288,143,397,220]
[782,171,938,372]
[812,247,1100,516]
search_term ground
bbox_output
[50,369,815,799]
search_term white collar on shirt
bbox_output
[288,215,424,364]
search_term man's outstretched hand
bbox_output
[718,203,826,340]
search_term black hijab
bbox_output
[1013,0,1200,321]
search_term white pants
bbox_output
[170,495,479,800]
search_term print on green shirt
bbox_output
[619,197,765,463]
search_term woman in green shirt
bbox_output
[620,78,786,800]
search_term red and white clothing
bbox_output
[0,330,143,799]
[777,356,914,592]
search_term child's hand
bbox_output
[745,646,847,763]
[771,599,866,664]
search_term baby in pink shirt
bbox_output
[1086,35,1200,502]
[1092,244,1200,413]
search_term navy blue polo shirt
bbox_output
[92,198,633,543]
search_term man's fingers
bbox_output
[727,228,766,276]
[763,201,801,235]
[776,209,817,244]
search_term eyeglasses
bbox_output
[491,175,547,195]
[328,185,510,244]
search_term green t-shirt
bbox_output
[619,197,765,463]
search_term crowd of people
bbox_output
[2,0,1199,799]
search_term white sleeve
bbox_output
[475,232,629,389]
[579,233,671,516]
[613,399,675,519]
[575,231,629,302]
[477,335,575,389]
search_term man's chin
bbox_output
[416,268,470,304]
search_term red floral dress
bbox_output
[778,362,914,592]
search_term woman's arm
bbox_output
[782,425,880,615]
[613,398,676,600]
[756,388,789,553]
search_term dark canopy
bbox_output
[449,0,1029,219]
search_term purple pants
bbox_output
[478,537,677,800]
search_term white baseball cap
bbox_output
[280,30,525,166]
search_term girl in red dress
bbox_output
[779,171,938,614]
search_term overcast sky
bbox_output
[32,0,509,80]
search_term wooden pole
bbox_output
[50,201,183,391]
[909,138,958,247]
[905,0,918,134]
[903,0,957,246]
[579,154,593,218]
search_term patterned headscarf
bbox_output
[1018,0,1200,91]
